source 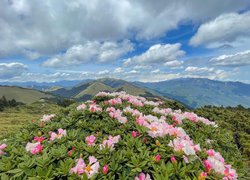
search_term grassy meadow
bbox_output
[0,101,61,139]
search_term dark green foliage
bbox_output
[0,96,23,111]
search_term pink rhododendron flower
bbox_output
[168,137,200,156]
[123,106,142,117]
[100,135,120,150]
[0,143,7,156]
[25,142,43,154]
[107,97,122,105]
[144,100,159,106]
[77,103,86,110]
[135,172,151,180]
[69,156,100,178]
[155,154,161,162]
[102,164,108,174]
[41,114,55,122]
[33,136,45,143]
[132,131,138,138]
[107,107,127,124]
[49,128,66,141]
[89,104,102,113]
[85,135,96,146]
[171,156,177,163]
[223,165,237,180]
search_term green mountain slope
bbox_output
[50,79,159,101]
[0,86,54,104]
[135,78,250,108]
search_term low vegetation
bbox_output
[0,101,61,139]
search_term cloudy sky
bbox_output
[1,0,250,83]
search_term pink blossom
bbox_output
[224,165,237,180]
[132,131,138,138]
[102,164,108,174]
[168,138,200,156]
[89,104,102,113]
[85,135,96,146]
[0,143,7,156]
[123,106,142,117]
[41,114,55,122]
[135,172,151,180]
[0,143,7,150]
[77,103,86,110]
[70,156,100,178]
[107,97,122,105]
[49,128,66,141]
[100,135,120,150]
[136,116,147,126]
[155,154,161,162]
[170,156,177,163]
[107,107,127,124]
[25,142,43,154]
[33,136,45,143]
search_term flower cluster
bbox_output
[25,142,43,154]
[89,104,102,113]
[203,149,237,179]
[106,107,127,124]
[100,135,120,150]
[153,107,217,127]
[134,172,151,180]
[41,114,55,122]
[107,97,122,105]
[70,156,100,178]
[85,135,96,146]
[49,128,67,141]
[168,137,201,156]
[77,103,86,110]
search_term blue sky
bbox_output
[0,0,250,83]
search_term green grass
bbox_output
[0,101,61,139]
[0,86,53,104]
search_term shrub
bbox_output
[0,92,245,179]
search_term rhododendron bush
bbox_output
[0,92,246,179]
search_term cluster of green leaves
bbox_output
[0,96,247,179]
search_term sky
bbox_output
[1,0,250,83]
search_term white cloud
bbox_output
[0,62,27,79]
[98,70,110,75]
[185,66,227,79]
[151,69,160,73]
[114,67,123,73]
[123,43,185,66]
[43,40,133,67]
[190,11,250,48]
[164,60,183,68]
[0,0,249,58]
[210,50,250,67]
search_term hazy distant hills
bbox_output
[135,78,250,108]
[1,78,250,108]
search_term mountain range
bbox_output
[1,78,250,108]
